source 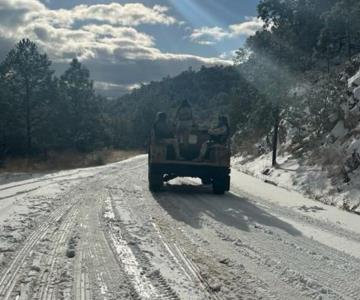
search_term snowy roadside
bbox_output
[232,152,360,214]
[231,67,360,216]
[230,167,360,260]
[0,167,98,269]
[0,158,141,271]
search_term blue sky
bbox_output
[0,0,261,96]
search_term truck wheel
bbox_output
[149,170,163,192]
[212,176,230,195]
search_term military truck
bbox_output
[148,125,231,194]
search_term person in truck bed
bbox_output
[153,112,182,160]
[175,100,194,143]
[195,115,229,161]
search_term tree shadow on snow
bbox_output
[152,183,302,237]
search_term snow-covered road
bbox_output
[1,155,360,299]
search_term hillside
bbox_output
[233,61,360,214]
[107,65,254,148]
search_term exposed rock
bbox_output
[348,70,360,88]
[262,168,272,176]
[219,258,231,265]
[354,87,360,101]
[66,248,75,258]
[331,121,349,139]
[209,281,222,292]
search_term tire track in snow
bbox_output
[0,203,73,299]
[151,222,222,300]
[33,205,79,300]
[73,192,137,300]
[191,190,360,300]
[106,183,214,299]
[104,193,179,299]
[228,187,360,299]
[0,157,147,299]
[107,161,272,299]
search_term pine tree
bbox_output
[59,58,104,151]
[0,39,54,155]
[318,0,360,63]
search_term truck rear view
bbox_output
[148,115,231,194]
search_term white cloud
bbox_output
[16,21,230,64]
[4,2,178,29]
[0,0,44,11]
[0,0,231,95]
[219,50,237,60]
[229,17,265,36]
[94,81,141,92]
[0,0,231,64]
[190,17,264,45]
[64,3,176,27]
[190,26,229,45]
[0,0,45,30]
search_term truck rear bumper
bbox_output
[149,162,230,179]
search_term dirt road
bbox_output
[1,155,360,299]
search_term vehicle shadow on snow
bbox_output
[153,183,302,236]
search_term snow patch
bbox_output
[349,139,360,153]
[354,86,360,101]
[331,120,349,139]
[103,197,115,220]
[232,151,360,213]
[348,70,360,88]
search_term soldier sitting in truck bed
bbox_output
[175,100,194,144]
[149,112,230,193]
[153,112,183,160]
[195,115,229,161]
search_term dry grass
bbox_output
[0,149,144,173]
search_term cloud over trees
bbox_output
[0,0,229,96]
[190,17,264,45]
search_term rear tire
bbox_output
[201,177,212,185]
[212,175,230,195]
[149,167,163,192]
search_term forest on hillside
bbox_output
[0,40,244,158]
[111,0,360,155]
[1,0,360,164]
[0,40,109,158]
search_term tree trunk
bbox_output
[347,32,352,61]
[25,79,32,156]
[345,10,352,61]
[0,126,6,167]
[272,106,280,167]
